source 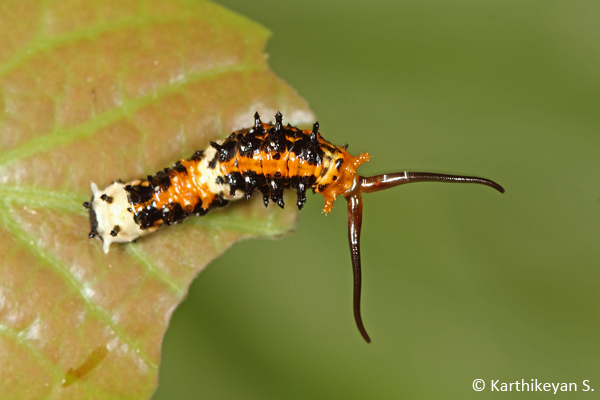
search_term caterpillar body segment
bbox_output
[85,112,504,343]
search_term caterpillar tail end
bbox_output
[88,181,145,254]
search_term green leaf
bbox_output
[0,1,314,398]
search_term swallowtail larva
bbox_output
[84,112,504,342]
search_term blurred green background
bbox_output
[153,1,600,398]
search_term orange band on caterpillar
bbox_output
[84,111,504,343]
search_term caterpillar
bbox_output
[84,111,504,343]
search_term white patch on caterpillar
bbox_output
[195,144,244,201]
[90,182,146,254]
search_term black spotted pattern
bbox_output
[123,112,343,232]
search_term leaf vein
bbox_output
[0,323,63,382]
[0,208,158,371]
[0,63,265,167]
[126,244,186,298]
[0,13,203,79]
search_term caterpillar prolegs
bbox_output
[84,112,504,343]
